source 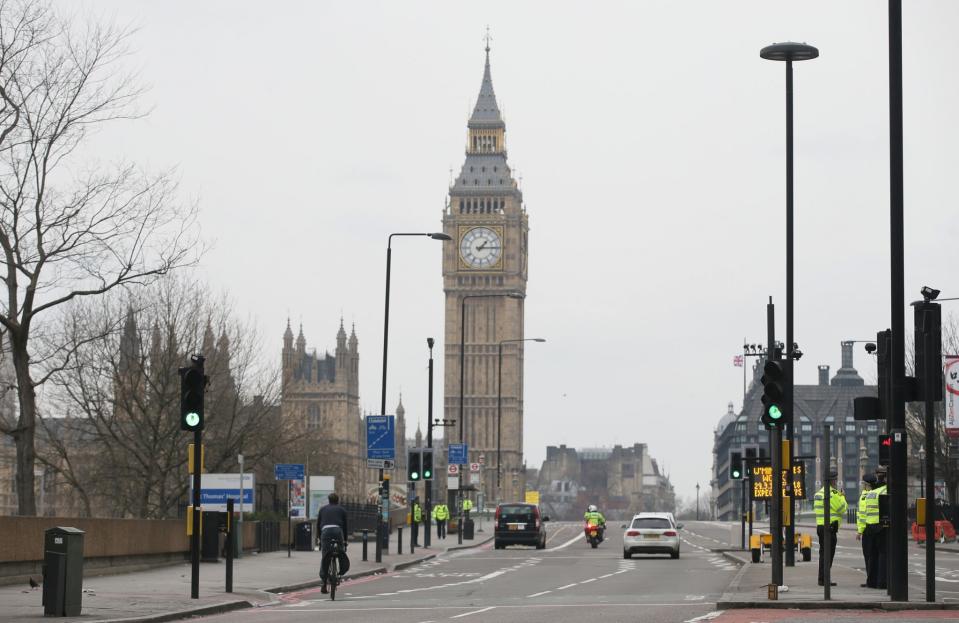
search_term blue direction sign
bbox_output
[274,463,304,481]
[366,415,395,460]
[448,443,468,465]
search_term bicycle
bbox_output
[325,540,342,601]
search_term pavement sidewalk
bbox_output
[0,532,493,622]
[717,548,959,611]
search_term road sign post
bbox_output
[274,464,304,558]
[367,415,396,561]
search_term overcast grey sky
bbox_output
[73,1,959,500]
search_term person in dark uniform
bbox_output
[869,466,888,589]
[318,492,350,594]
[857,473,878,587]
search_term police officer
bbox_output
[857,473,878,587]
[867,466,888,589]
[432,502,449,539]
[815,469,847,586]
[410,497,423,546]
[462,497,474,521]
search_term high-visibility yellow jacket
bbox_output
[862,484,886,528]
[857,489,870,533]
[814,486,847,526]
[412,503,423,523]
[432,504,449,520]
[462,499,473,512]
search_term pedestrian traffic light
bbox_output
[760,358,787,429]
[422,449,434,480]
[729,451,743,480]
[408,449,422,481]
[879,434,891,466]
[179,357,207,432]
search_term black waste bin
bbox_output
[201,511,220,562]
[462,518,475,540]
[43,526,84,617]
[294,521,313,551]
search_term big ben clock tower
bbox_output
[443,43,529,505]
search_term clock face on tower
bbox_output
[459,226,503,269]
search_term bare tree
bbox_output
[38,277,287,519]
[905,313,959,505]
[0,1,199,514]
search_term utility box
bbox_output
[42,526,85,617]
[462,518,475,540]
[294,521,313,551]
[201,511,220,562]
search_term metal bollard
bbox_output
[398,527,403,555]
[362,529,368,562]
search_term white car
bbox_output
[623,512,682,559]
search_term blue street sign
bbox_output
[448,443,468,465]
[366,415,395,460]
[274,463,305,481]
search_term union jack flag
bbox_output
[733,355,744,368]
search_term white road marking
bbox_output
[684,611,722,622]
[580,578,597,584]
[549,531,587,551]
[527,590,552,597]
[599,573,614,578]
[451,606,495,618]
[557,583,577,590]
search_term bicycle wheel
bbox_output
[328,554,338,600]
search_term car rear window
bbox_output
[499,505,534,515]
[631,518,671,529]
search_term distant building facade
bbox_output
[281,320,365,499]
[712,341,880,521]
[534,444,675,520]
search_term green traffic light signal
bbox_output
[768,405,783,420]
[732,469,741,478]
[423,468,432,479]
[411,471,420,480]
[185,412,201,428]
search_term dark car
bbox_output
[494,503,549,549]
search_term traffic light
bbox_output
[729,451,743,480]
[879,434,891,466]
[422,448,434,480]
[408,449,422,481]
[760,358,787,429]
[179,357,207,432]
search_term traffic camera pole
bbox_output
[225,498,234,593]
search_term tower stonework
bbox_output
[442,45,529,505]
[281,320,364,498]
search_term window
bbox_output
[630,518,671,529]
[845,423,856,433]
[307,404,320,430]
[621,463,634,478]
[801,423,812,432]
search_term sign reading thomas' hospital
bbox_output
[751,463,805,500]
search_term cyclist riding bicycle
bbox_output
[318,492,350,594]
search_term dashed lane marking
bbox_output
[527,590,552,597]
[557,583,577,590]
[450,606,495,618]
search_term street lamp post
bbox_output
[760,40,818,571]
[496,337,545,505]
[379,231,450,562]
[458,291,524,545]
